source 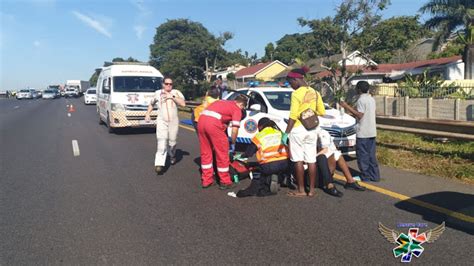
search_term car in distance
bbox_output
[42,89,57,99]
[64,87,79,98]
[84,88,97,105]
[16,89,33,100]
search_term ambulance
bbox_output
[224,85,358,155]
[96,62,164,133]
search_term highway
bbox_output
[1,97,473,264]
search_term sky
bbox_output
[0,0,427,90]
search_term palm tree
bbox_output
[420,0,474,78]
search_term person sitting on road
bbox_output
[191,86,220,132]
[317,129,366,191]
[235,118,289,197]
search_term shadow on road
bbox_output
[112,127,156,135]
[394,191,474,235]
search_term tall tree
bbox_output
[149,19,228,96]
[271,33,317,65]
[419,0,474,78]
[355,16,429,63]
[298,0,390,95]
[262,43,275,62]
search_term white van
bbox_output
[96,63,164,133]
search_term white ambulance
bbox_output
[96,63,164,133]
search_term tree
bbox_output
[262,43,275,62]
[298,0,390,97]
[420,0,474,78]
[149,19,229,97]
[89,56,141,86]
[354,16,429,63]
[271,33,317,65]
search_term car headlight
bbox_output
[111,103,125,111]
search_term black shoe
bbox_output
[344,181,366,191]
[170,157,177,165]
[324,186,343,197]
[154,166,163,174]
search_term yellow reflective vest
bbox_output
[194,96,218,122]
[251,127,288,164]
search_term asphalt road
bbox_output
[1,97,473,265]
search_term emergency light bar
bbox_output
[247,81,290,88]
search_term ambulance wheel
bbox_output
[270,174,279,193]
[106,114,114,133]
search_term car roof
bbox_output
[236,87,293,92]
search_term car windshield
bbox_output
[113,76,162,93]
[263,91,292,110]
[20,90,30,92]
[44,90,54,93]
[87,90,96,94]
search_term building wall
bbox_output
[256,63,288,81]
[444,61,464,80]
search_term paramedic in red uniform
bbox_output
[197,94,248,189]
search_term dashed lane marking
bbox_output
[72,140,80,157]
[179,123,474,224]
[14,106,19,109]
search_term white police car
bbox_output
[225,86,357,154]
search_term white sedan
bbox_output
[225,87,357,154]
[84,88,97,105]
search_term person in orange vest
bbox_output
[197,94,248,189]
[235,118,289,197]
[191,86,220,132]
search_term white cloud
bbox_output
[134,25,146,39]
[33,40,41,47]
[130,0,152,17]
[72,11,112,38]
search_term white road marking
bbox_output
[14,106,19,109]
[67,113,71,117]
[72,140,80,157]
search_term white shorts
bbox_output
[325,148,342,161]
[289,125,317,163]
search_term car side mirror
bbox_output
[103,85,110,94]
[249,104,261,112]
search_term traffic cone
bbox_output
[68,104,75,112]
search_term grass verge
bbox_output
[376,130,474,182]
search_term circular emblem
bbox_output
[244,119,258,133]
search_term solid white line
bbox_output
[72,140,80,157]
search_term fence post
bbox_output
[427,98,432,119]
[454,98,460,120]
[404,96,409,117]
[383,96,388,116]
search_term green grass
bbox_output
[376,130,474,182]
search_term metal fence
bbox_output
[374,84,474,99]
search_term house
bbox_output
[235,60,288,82]
[315,55,464,85]
[274,50,376,79]
[208,64,246,81]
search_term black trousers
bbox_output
[316,154,334,187]
[237,159,288,197]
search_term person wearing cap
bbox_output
[145,77,186,174]
[283,67,325,197]
[339,81,380,182]
[235,118,289,197]
[197,94,248,189]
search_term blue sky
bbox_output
[0,0,426,90]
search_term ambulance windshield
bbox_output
[113,76,163,93]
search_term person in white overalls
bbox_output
[145,77,186,174]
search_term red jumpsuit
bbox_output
[197,100,242,186]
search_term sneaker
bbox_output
[324,186,344,197]
[201,182,215,189]
[344,181,366,191]
[170,157,177,165]
[270,174,279,194]
[154,166,163,174]
[219,183,236,190]
[353,176,361,181]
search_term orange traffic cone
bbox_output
[68,104,76,112]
